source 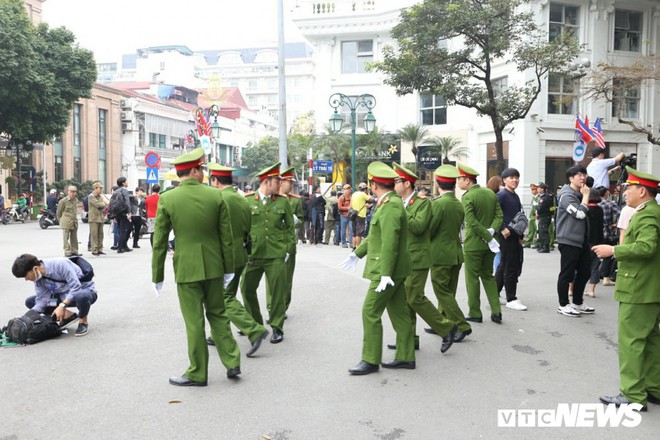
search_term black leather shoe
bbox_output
[206,337,215,346]
[441,325,457,353]
[454,328,472,343]
[465,316,483,323]
[647,391,660,405]
[270,328,283,344]
[386,342,419,350]
[123,247,133,252]
[423,327,437,335]
[169,375,207,387]
[98,251,106,255]
[491,313,502,324]
[110,246,118,250]
[226,367,241,379]
[348,360,379,375]
[381,360,416,369]
[537,248,550,253]
[600,394,647,411]
[246,330,269,357]
[133,245,141,249]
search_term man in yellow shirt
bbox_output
[351,182,374,248]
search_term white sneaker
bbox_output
[557,305,581,317]
[602,278,616,286]
[499,296,507,305]
[506,299,527,311]
[572,303,595,314]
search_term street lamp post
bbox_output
[209,104,221,163]
[328,93,376,189]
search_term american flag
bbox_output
[575,114,594,144]
[592,118,606,148]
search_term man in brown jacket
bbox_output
[57,185,81,257]
[88,182,108,255]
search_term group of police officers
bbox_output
[150,146,660,413]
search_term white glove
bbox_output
[285,253,290,263]
[487,228,494,236]
[487,238,500,253]
[339,252,359,272]
[223,273,235,289]
[153,282,163,298]
[375,276,395,293]
[293,214,299,226]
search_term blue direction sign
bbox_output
[146,167,159,184]
[312,160,333,173]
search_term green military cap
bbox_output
[625,166,660,189]
[208,163,235,177]
[434,164,460,182]
[256,162,282,181]
[172,147,206,171]
[368,161,399,184]
[456,162,479,178]
[392,162,419,183]
[280,166,296,181]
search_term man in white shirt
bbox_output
[586,148,625,189]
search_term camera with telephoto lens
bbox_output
[620,153,637,169]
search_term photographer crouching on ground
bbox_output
[11,254,98,337]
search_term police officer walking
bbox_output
[280,166,303,313]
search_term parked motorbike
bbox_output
[4,204,30,224]
[38,208,59,229]
[1,207,8,225]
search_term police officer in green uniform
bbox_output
[457,163,504,323]
[340,162,414,375]
[523,184,539,248]
[388,162,456,353]
[206,163,269,357]
[594,167,660,411]
[427,165,473,342]
[152,148,240,387]
[241,162,296,344]
[280,166,303,312]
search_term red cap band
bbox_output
[395,169,416,184]
[174,159,203,171]
[259,167,281,181]
[210,169,232,177]
[458,169,476,179]
[372,176,394,184]
[627,176,659,188]
[435,175,456,183]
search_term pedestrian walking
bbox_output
[280,166,303,312]
[88,182,107,256]
[57,185,81,257]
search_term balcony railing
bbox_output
[293,0,380,16]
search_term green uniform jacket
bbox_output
[614,200,660,304]
[461,184,503,253]
[405,192,431,270]
[245,192,296,259]
[87,194,107,223]
[355,192,411,281]
[151,178,234,284]
[222,186,251,269]
[56,197,78,230]
[288,194,304,254]
[429,192,465,266]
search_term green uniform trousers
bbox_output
[285,252,296,311]
[62,227,79,255]
[549,221,556,248]
[362,278,415,365]
[464,250,501,318]
[89,222,104,253]
[241,258,287,332]
[430,264,471,333]
[523,217,537,247]
[618,302,660,404]
[177,277,240,382]
[405,269,454,341]
[224,265,267,342]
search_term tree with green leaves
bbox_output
[428,136,470,164]
[375,0,580,173]
[0,0,96,194]
[397,123,429,173]
[241,136,280,173]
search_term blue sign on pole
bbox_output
[146,167,159,183]
[312,160,333,173]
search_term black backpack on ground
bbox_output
[108,189,129,218]
[2,310,61,345]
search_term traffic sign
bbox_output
[146,167,159,184]
[144,151,160,168]
[312,160,333,173]
[572,142,586,162]
[200,135,212,155]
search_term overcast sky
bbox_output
[42,0,305,62]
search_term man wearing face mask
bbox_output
[12,254,98,337]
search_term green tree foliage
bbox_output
[397,123,429,173]
[0,0,97,143]
[241,136,280,172]
[427,136,470,164]
[375,0,580,172]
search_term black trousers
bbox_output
[131,216,142,246]
[600,256,617,281]
[496,233,523,301]
[537,215,551,251]
[557,243,591,306]
[117,215,132,251]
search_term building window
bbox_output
[73,104,82,159]
[54,137,64,182]
[492,77,508,96]
[98,159,106,188]
[149,132,157,147]
[612,79,640,119]
[98,109,107,186]
[248,95,258,106]
[487,141,509,180]
[159,134,167,149]
[267,94,277,105]
[549,3,579,42]
[248,79,258,90]
[547,74,576,115]
[614,10,642,52]
[341,40,373,74]
[73,157,81,182]
[267,79,277,90]
[159,61,165,70]
[419,93,447,125]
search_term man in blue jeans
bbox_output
[12,254,98,337]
